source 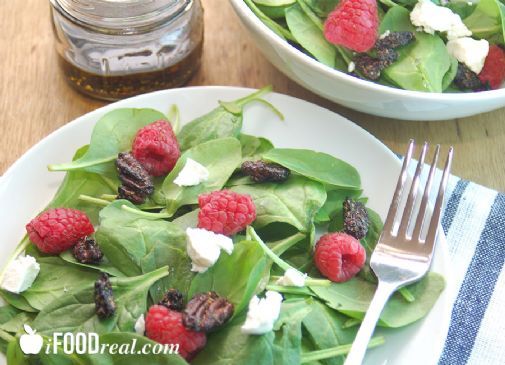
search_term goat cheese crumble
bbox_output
[241,291,283,335]
[134,314,145,335]
[1,255,40,294]
[275,268,307,287]
[410,0,472,40]
[186,228,234,273]
[447,37,489,74]
[174,158,209,187]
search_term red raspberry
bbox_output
[478,45,505,90]
[198,190,256,236]
[132,120,180,177]
[323,0,379,53]
[314,232,366,283]
[145,305,206,361]
[26,208,94,254]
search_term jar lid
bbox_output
[51,0,192,32]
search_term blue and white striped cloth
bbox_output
[435,176,505,364]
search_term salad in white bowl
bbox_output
[231,0,505,120]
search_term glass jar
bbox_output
[49,0,203,100]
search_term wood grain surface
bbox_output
[1,0,504,191]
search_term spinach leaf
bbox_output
[442,57,459,91]
[7,339,29,365]
[48,108,167,176]
[285,3,336,67]
[60,250,126,278]
[161,138,242,216]
[304,0,340,17]
[0,312,35,334]
[171,209,199,231]
[47,145,117,224]
[177,87,272,151]
[314,189,362,224]
[231,175,326,233]
[21,256,98,311]
[0,290,37,313]
[96,201,193,302]
[380,7,452,92]
[239,134,274,162]
[0,306,21,328]
[464,0,505,44]
[263,148,361,190]
[310,272,445,328]
[257,3,292,19]
[32,267,169,335]
[244,0,296,41]
[188,240,269,315]
[302,300,357,365]
[192,299,309,365]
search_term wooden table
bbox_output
[1,0,504,191]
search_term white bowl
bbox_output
[230,0,505,121]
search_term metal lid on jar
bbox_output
[50,0,192,33]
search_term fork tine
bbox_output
[383,140,415,235]
[424,147,454,252]
[412,145,440,241]
[397,142,428,239]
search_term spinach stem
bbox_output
[342,318,362,328]
[249,98,285,120]
[399,287,416,302]
[78,194,110,207]
[300,336,386,363]
[47,155,116,172]
[121,204,171,219]
[265,284,316,296]
[100,194,118,201]
[235,85,273,106]
[305,278,332,286]
[167,104,180,134]
[0,329,15,343]
[270,232,306,256]
[269,276,330,287]
[247,226,292,271]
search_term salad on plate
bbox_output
[0,87,445,364]
[245,0,505,93]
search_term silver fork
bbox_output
[344,140,453,365]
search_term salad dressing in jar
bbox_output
[50,0,203,100]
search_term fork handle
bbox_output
[344,281,397,365]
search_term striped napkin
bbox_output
[436,176,505,365]
[407,157,505,365]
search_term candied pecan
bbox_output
[354,55,382,80]
[376,31,415,50]
[116,152,154,204]
[241,160,290,183]
[182,292,234,332]
[73,237,103,264]
[343,198,369,240]
[376,47,398,69]
[158,289,184,311]
[453,63,484,91]
[95,273,116,319]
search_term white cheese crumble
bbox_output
[348,61,356,73]
[186,228,233,273]
[241,291,283,335]
[275,268,307,287]
[379,30,391,40]
[447,37,489,74]
[173,158,209,187]
[410,0,472,40]
[134,314,145,335]
[0,255,40,294]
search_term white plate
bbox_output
[0,87,450,364]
